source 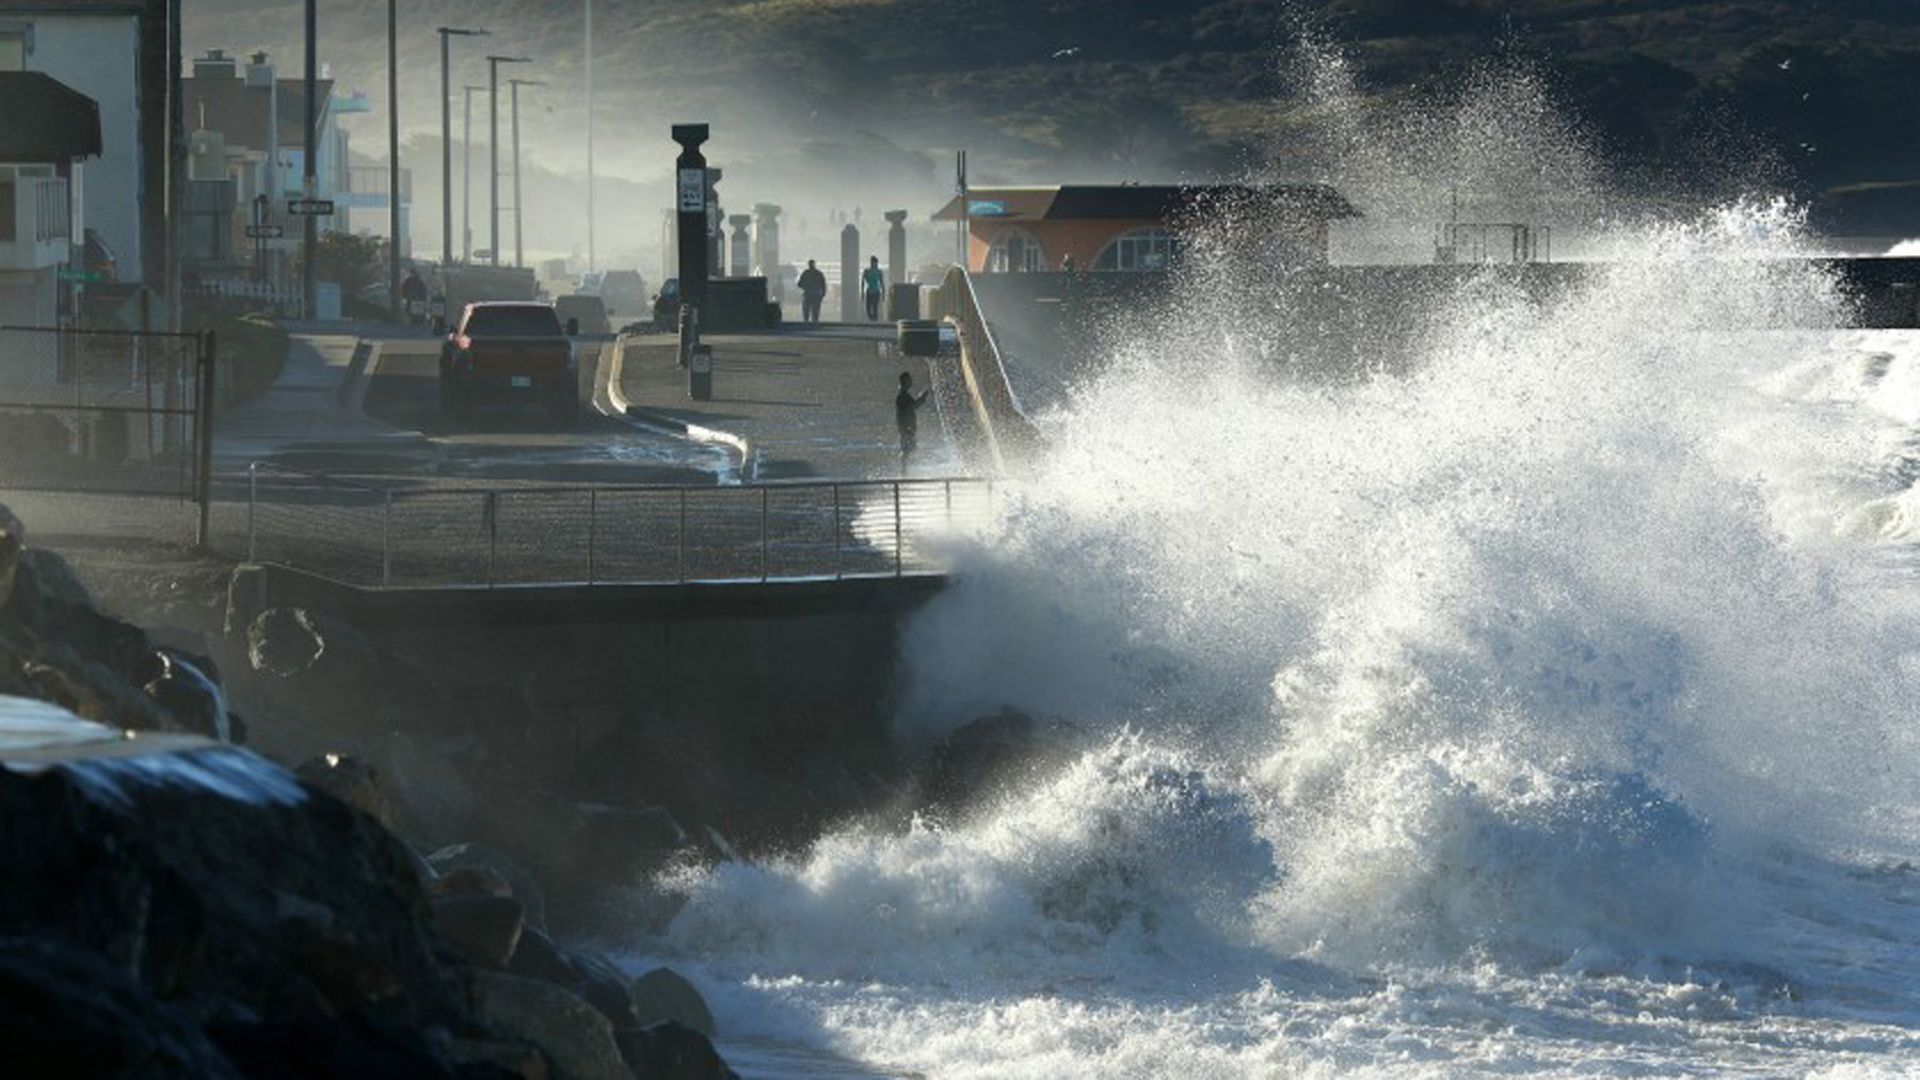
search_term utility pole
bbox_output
[387,0,400,320]
[302,0,317,320]
[436,26,486,268]
[487,55,530,268]
[509,78,543,270]
[463,84,483,262]
[585,0,595,274]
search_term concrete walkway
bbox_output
[611,323,961,482]
[212,329,429,471]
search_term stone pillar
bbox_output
[729,214,752,278]
[884,210,908,289]
[753,202,782,299]
[704,166,725,279]
[840,224,860,323]
[671,124,709,315]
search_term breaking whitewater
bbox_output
[627,55,1920,1079]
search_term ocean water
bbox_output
[620,52,1920,1080]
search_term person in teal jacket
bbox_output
[862,256,885,321]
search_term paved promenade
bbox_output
[612,324,962,481]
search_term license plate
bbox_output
[511,376,533,388]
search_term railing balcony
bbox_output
[0,176,71,271]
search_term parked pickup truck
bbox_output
[439,301,579,427]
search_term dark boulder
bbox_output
[143,647,231,741]
[297,753,397,830]
[615,1021,737,1080]
[0,932,243,1080]
[429,843,549,933]
[431,894,525,970]
[0,710,475,1065]
[508,928,637,1032]
[473,971,631,1080]
[630,967,716,1038]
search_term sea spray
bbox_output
[642,39,1920,1079]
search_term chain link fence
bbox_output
[0,325,208,500]
[246,464,995,589]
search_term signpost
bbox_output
[244,224,285,240]
[57,267,104,284]
[672,124,710,317]
[287,198,335,217]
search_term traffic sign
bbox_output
[57,266,104,283]
[677,168,705,212]
[287,198,335,216]
[245,224,285,239]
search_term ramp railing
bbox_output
[925,268,1043,472]
[245,463,995,589]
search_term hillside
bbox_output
[181,0,1920,256]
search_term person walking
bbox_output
[797,259,828,323]
[400,267,429,326]
[895,370,930,469]
[862,256,885,322]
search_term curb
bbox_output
[601,335,759,483]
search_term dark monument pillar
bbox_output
[672,124,709,316]
[705,167,725,279]
[840,223,860,323]
[729,214,752,278]
[885,209,908,287]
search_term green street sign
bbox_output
[57,267,104,283]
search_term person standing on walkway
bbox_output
[797,260,828,323]
[895,370,930,469]
[862,256,886,322]
[400,268,429,325]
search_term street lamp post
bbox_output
[302,0,317,320]
[387,0,400,320]
[436,27,486,268]
[486,55,531,268]
[508,78,544,270]
[585,0,595,274]
[463,85,483,262]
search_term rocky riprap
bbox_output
[0,504,736,1080]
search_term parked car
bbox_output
[651,278,680,328]
[598,270,648,320]
[438,301,579,427]
[554,294,612,335]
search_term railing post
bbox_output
[381,491,393,587]
[832,483,842,580]
[893,481,903,577]
[246,461,258,561]
[485,491,498,588]
[587,488,597,585]
[678,488,688,584]
[195,329,216,549]
[761,486,770,582]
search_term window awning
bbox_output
[0,72,103,162]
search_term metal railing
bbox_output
[245,463,996,589]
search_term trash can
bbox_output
[688,344,713,400]
[896,319,940,358]
[888,282,922,321]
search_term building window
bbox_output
[987,228,1045,273]
[1093,228,1178,272]
[0,176,14,242]
[0,24,30,71]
